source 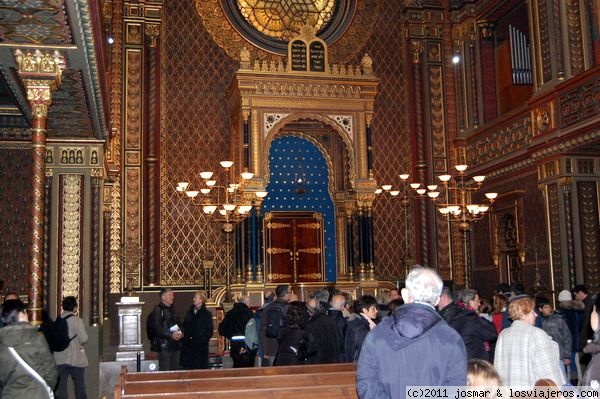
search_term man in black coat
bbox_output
[303,289,342,364]
[438,287,497,361]
[219,296,255,367]
[147,288,184,371]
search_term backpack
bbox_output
[244,316,259,351]
[264,304,286,338]
[42,314,76,352]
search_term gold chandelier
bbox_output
[378,164,498,229]
[175,160,267,225]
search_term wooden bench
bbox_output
[114,363,357,399]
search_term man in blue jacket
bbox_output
[356,266,467,399]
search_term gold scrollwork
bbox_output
[298,273,322,279]
[298,248,321,254]
[268,273,292,280]
[266,222,291,229]
[298,222,320,229]
[266,247,290,254]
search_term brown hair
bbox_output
[467,359,502,387]
[492,293,508,313]
[508,297,534,321]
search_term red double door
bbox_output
[264,211,324,283]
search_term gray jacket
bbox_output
[0,322,58,399]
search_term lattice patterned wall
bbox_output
[472,172,548,296]
[357,1,412,281]
[159,0,239,286]
[0,148,31,294]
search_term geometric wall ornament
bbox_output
[328,114,353,141]
[264,113,289,135]
[60,174,83,304]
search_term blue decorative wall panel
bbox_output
[263,136,337,281]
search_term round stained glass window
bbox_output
[236,0,337,41]
[220,0,356,55]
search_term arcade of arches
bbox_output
[0,0,599,394]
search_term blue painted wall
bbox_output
[263,136,337,282]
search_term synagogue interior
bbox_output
[0,0,599,397]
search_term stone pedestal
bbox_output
[115,297,145,361]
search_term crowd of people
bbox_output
[2,270,599,399]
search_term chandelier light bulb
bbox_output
[203,205,217,214]
[438,175,452,182]
[374,188,383,194]
[241,171,254,180]
[439,207,450,215]
[416,188,426,195]
[199,171,213,179]
[473,175,485,183]
[478,205,489,212]
[219,209,227,216]
[256,191,268,198]
[381,185,392,191]
[399,174,410,180]
[176,185,185,192]
[427,185,438,191]
[455,164,468,172]
[410,183,421,189]
[220,160,234,169]
[390,190,400,196]
[427,191,440,199]
[200,188,211,195]
[206,180,217,187]
[239,205,253,213]
[185,190,199,198]
[223,203,236,211]
[177,182,190,190]
[485,192,498,200]
[466,204,479,213]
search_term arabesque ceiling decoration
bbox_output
[195,0,378,62]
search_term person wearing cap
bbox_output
[558,289,585,385]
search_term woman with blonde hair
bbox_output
[494,296,566,387]
[180,290,214,369]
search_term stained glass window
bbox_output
[236,0,337,40]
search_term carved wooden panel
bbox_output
[264,212,324,283]
[577,181,600,292]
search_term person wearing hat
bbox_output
[557,289,585,385]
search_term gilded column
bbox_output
[103,196,112,319]
[409,39,429,266]
[345,209,355,281]
[145,23,160,286]
[43,168,53,308]
[357,205,367,281]
[91,172,102,325]
[366,205,375,281]
[560,177,576,287]
[15,49,64,323]
[366,114,373,177]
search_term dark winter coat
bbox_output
[357,303,467,399]
[583,340,600,386]
[303,310,342,364]
[0,322,58,399]
[440,302,497,361]
[345,315,370,362]
[180,303,213,369]
[539,311,572,360]
[219,302,254,339]
[147,302,181,352]
[559,299,585,352]
[259,299,289,357]
[274,326,306,366]
[327,309,347,362]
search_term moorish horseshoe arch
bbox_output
[227,29,379,284]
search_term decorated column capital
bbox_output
[145,23,160,47]
[410,40,424,64]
